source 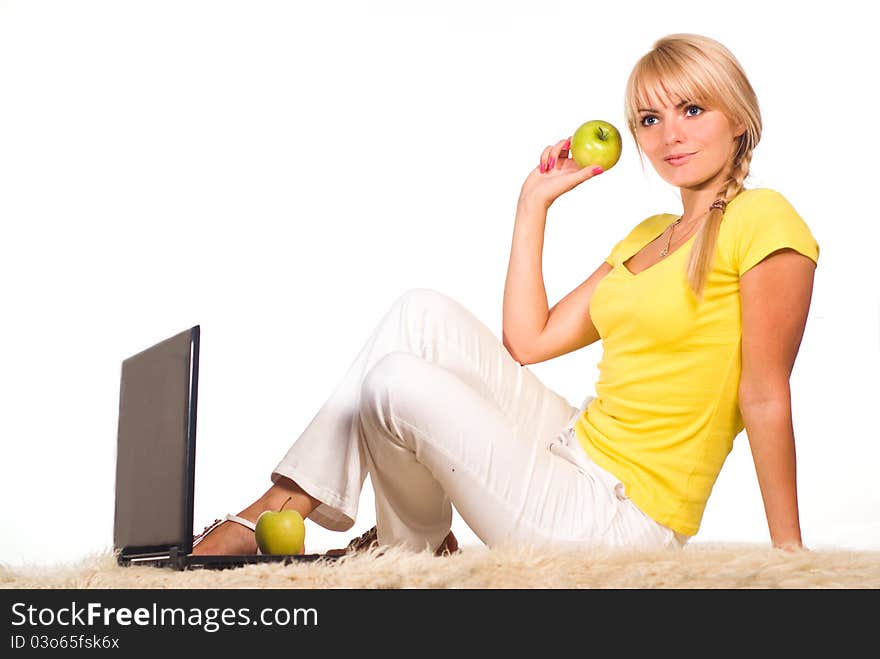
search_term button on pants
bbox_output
[271,288,684,553]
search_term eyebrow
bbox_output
[637,100,691,114]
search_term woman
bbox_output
[193,33,818,556]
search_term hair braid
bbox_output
[685,145,753,302]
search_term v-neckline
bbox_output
[620,214,697,278]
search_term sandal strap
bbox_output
[192,518,222,548]
[348,526,378,551]
[225,513,257,532]
[192,513,257,548]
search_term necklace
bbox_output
[658,199,728,258]
[659,217,682,257]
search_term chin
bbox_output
[662,167,717,189]
[661,172,700,187]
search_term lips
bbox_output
[664,152,696,166]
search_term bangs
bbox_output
[626,46,724,122]
[631,68,714,115]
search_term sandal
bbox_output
[192,514,259,553]
[325,526,379,556]
[326,525,460,557]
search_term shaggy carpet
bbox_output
[3,543,880,589]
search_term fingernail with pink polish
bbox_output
[592,166,604,175]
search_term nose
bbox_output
[663,116,684,145]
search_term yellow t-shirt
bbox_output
[573,187,820,537]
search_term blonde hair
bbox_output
[623,34,762,302]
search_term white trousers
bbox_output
[271,288,686,553]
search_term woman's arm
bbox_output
[502,194,551,363]
[502,193,612,365]
[502,139,606,364]
[738,247,817,551]
[740,394,802,549]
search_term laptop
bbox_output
[113,325,338,570]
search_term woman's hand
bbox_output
[519,136,605,209]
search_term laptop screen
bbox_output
[113,326,199,557]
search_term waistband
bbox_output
[558,394,691,548]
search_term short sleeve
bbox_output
[731,189,820,277]
[604,238,625,266]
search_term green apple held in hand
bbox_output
[255,496,306,555]
[570,120,622,171]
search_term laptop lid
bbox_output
[113,326,200,561]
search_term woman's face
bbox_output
[635,95,745,191]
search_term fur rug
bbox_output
[3,543,880,589]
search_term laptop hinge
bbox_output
[119,545,187,571]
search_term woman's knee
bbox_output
[391,287,466,323]
[359,352,428,420]
[358,352,442,450]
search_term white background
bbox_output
[1,0,877,568]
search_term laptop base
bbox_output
[118,546,341,571]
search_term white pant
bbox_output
[271,288,687,553]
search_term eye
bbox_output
[639,104,704,127]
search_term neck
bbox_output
[677,162,736,222]
[678,191,723,225]
[675,210,707,232]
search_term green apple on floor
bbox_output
[254,497,306,555]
